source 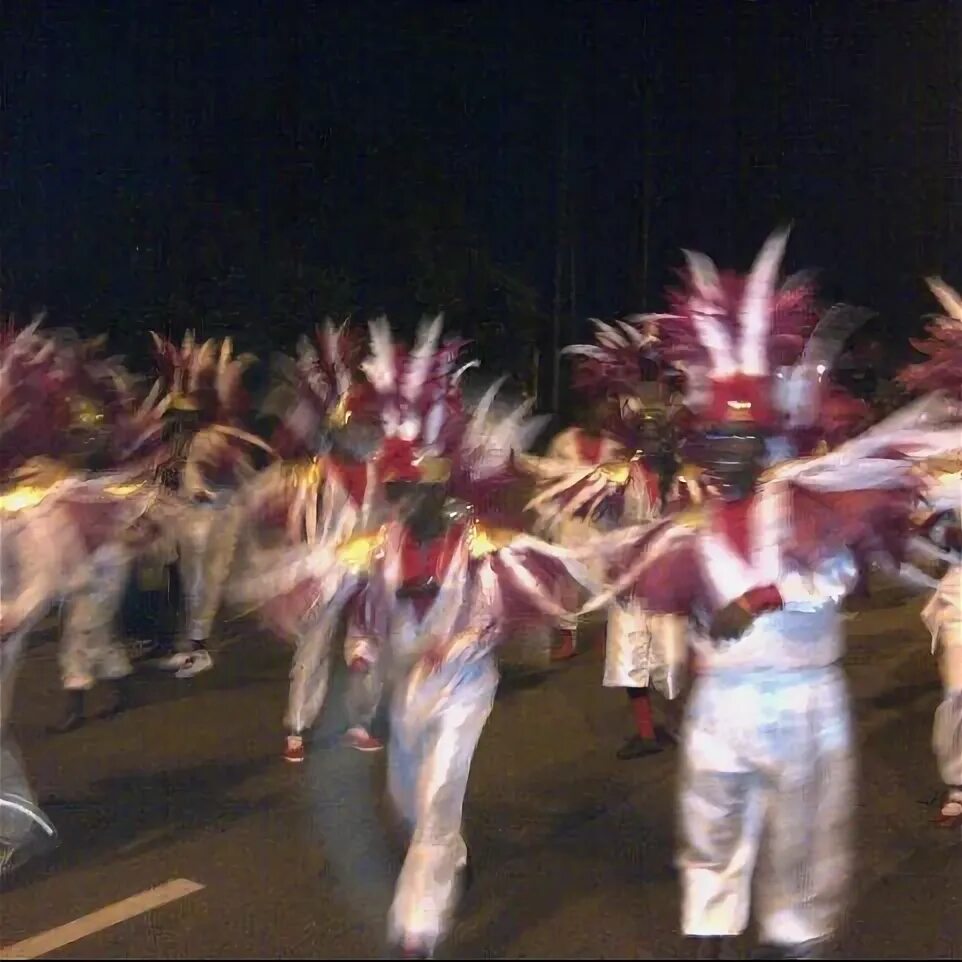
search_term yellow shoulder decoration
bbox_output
[336,527,387,574]
[0,484,53,514]
[104,481,147,498]
[286,457,326,486]
[466,521,521,558]
[673,506,705,530]
[598,460,631,485]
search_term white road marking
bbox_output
[0,878,205,960]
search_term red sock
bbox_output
[627,688,655,740]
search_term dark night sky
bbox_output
[3,1,960,364]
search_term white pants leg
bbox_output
[346,661,382,733]
[285,622,333,735]
[680,667,853,945]
[387,655,498,951]
[59,551,132,690]
[179,501,241,645]
[933,689,962,789]
[1,625,56,849]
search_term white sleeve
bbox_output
[776,551,859,610]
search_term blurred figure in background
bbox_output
[540,399,626,660]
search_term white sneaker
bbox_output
[174,650,214,679]
[147,651,192,671]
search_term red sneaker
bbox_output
[345,727,384,752]
[935,792,962,828]
[283,735,305,764]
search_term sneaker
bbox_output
[616,734,664,760]
[174,649,214,679]
[550,630,577,662]
[283,735,305,764]
[399,937,432,959]
[935,790,962,828]
[345,727,384,752]
[146,651,192,671]
[0,797,58,883]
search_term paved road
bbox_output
[1,585,959,960]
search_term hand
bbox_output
[348,656,371,674]
[708,601,755,641]
[396,578,440,601]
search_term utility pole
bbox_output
[552,99,569,413]
[639,7,654,310]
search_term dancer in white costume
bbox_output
[538,400,626,660]
[583,231,962,959]
[0,323,162,876]
[898,277,962,828]
[526,316,687,757]
[242,322,386,761]
[234,317,592,958]
[149,332,273,678]
[46,335,171,732]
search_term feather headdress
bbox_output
[0,319,77,475]
[898,277,962,398]
[267,320,365,458]
[357,315,475,481]
[563,315,664,401]
[648,229,817,430]
[149,330,255,422]
[649,229,874,434]
[354,316,546,514]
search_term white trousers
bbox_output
[679,666,854,946]
[604,603,687,698]
[1,624,55,849]
[934,686,962,788]
[285,628,383,735]
[387,654,498,951]
[178,500,242,644]
[59,549,132,690]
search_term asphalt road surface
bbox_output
[1,585,959,960]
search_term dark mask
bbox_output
[386,481,448,541]
[699,430,767,502]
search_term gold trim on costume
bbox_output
[466,521,519,557]
[413,456,452,483]
[598,460,631,485]
[0,485,54,513]
[327,394,352,428]
[336,527,388,574]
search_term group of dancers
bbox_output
[1,227,960,960]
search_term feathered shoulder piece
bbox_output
[898,278,962,398]
[150,330,256,422]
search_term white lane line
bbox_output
[0,878,205,960]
